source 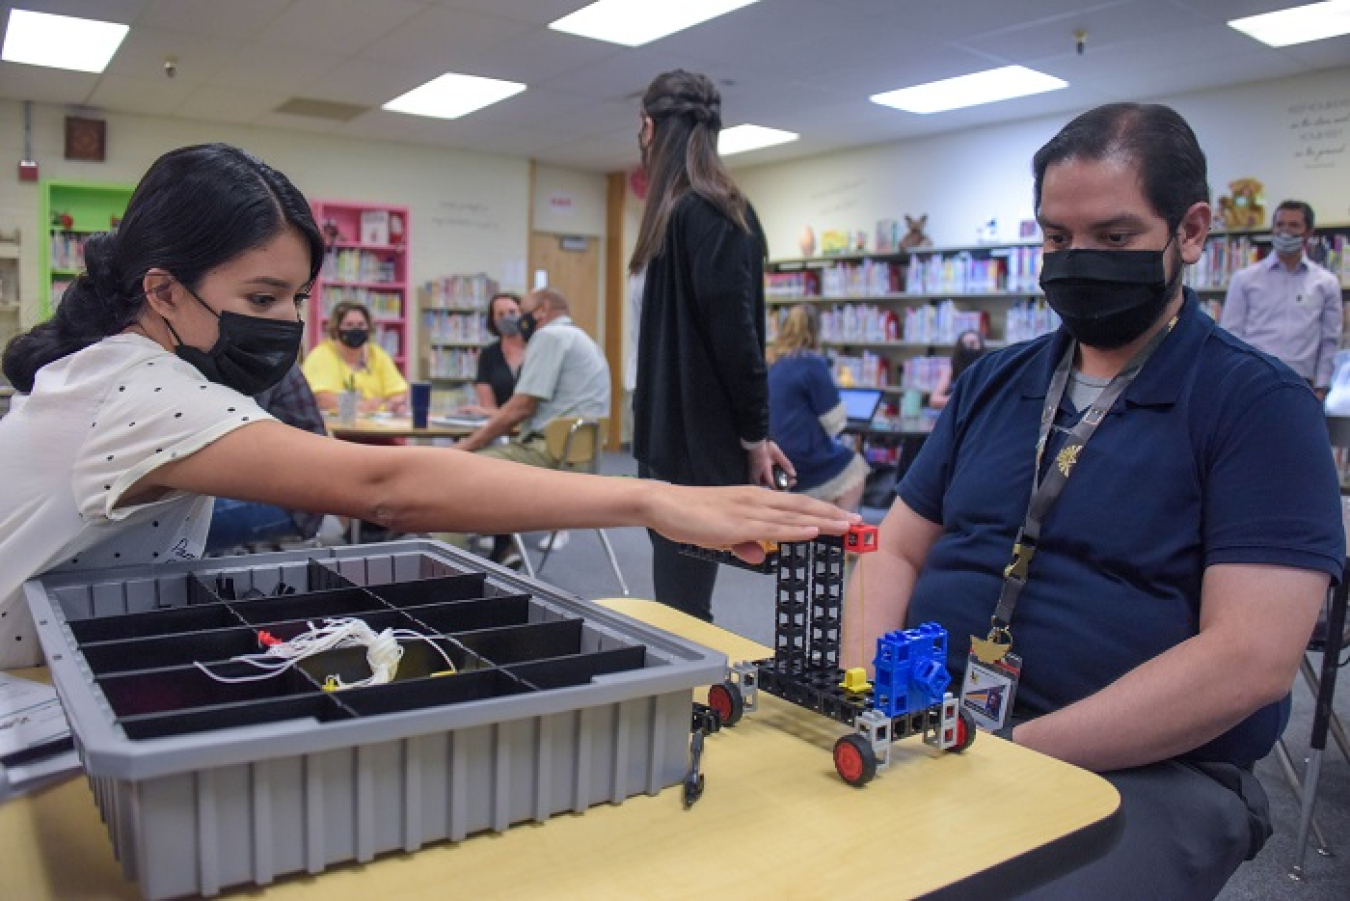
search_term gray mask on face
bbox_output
[496,314,521,337]
[1270,232,1305,255]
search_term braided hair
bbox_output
[629,70,751,272]
[3,143,323,393]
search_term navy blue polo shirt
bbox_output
[769,352,856,491]
[900,290,1345,767]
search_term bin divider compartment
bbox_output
[505,645,648,690]
[399,595,532,634]
[228,586,389,625]
[117,690,353,741]
[69,602,248,644]
[364,573,498,607]
[335,667,533,716]
[99,660,329,718]
[80,626,271,676]
[453,619,585,667]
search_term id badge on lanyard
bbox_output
[961,648,1022,731]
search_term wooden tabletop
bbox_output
[0,598,1120,900]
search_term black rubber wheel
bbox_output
[707,681,744,727]
[833,733,878,786]
[950,708,977,753]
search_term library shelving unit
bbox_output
[419,273,498,410]
[309,200,410,374]
[765,240,1053,400]
[39,180,135,319]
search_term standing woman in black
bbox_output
[630,69,794,621]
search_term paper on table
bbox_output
[0,672,80,802]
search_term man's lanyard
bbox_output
[971,317,1178,665]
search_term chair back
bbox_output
[543,418,607,472]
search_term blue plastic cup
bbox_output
[411,382,432,429]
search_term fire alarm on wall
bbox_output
[18,159,38,182]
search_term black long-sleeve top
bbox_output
[632,193,769,487]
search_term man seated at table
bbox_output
[842,102,1344,898]
[454,287,610,567]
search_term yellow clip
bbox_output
[1003,542,1034,581]
[322,675,340,692]
[431,669,456,678]
[839,667,872,694]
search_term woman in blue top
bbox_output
[768,305,871,509]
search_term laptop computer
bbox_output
[838,387,884,430]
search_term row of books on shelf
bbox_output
[422,311,489,345]
[1005,300,1062,344]
[905,246,1042,294]
[765,262,899,298]
[321,248,399,284]
[419,274,500,310]
[320,287,402,319]
[426,346,481,380]
[49,233,89,271]
[770,301,991,346]
[371,327,401,358]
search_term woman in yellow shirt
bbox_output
[303,301,408,414]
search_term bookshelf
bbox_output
[419,273,498,410]
[309,200,410,373]
[766,240,1054,398]
[38,180,135,319]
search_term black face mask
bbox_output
[1039,238,1181,349]
[166,284,303,396]
[518,311,538,341]
[337,328,370,349]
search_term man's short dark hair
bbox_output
[1033,103,1210,232]
[1275,200,1315,231]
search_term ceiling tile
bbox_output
[172,84,289,124]
[85,73,197,116]
[0,61,99,105]
[134,0,288,40]
[209,43,348,95]
[358,6,537,67]
[101,26,244,83]
[253,0,426,54]
[438,0,591,25]
[1,0,150,24]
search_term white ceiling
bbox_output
[1,0,1347,172]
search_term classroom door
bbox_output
[528,232,600,337]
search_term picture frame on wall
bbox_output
[64,117,107,162]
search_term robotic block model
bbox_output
[686,525,974,787]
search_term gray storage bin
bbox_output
[24,539,723,900]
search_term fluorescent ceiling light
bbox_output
[718,124,799,156]
[1228,1,1350,47]
[550,0,760,47]
[2,8,129,73]
[870,65,1068,115]
[382,72,526,120]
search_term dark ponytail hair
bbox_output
[3,143,323,392]
[629,69,750,273]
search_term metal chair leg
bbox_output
[511,533,535,579]
[1273,738,1331,857]
[1300,654,1350,766]
[595,529,630,596]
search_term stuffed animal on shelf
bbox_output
[899,214,932,250]
[1216,178,1265,230]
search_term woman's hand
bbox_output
[746,440,796,489]
[644,481,856,565]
